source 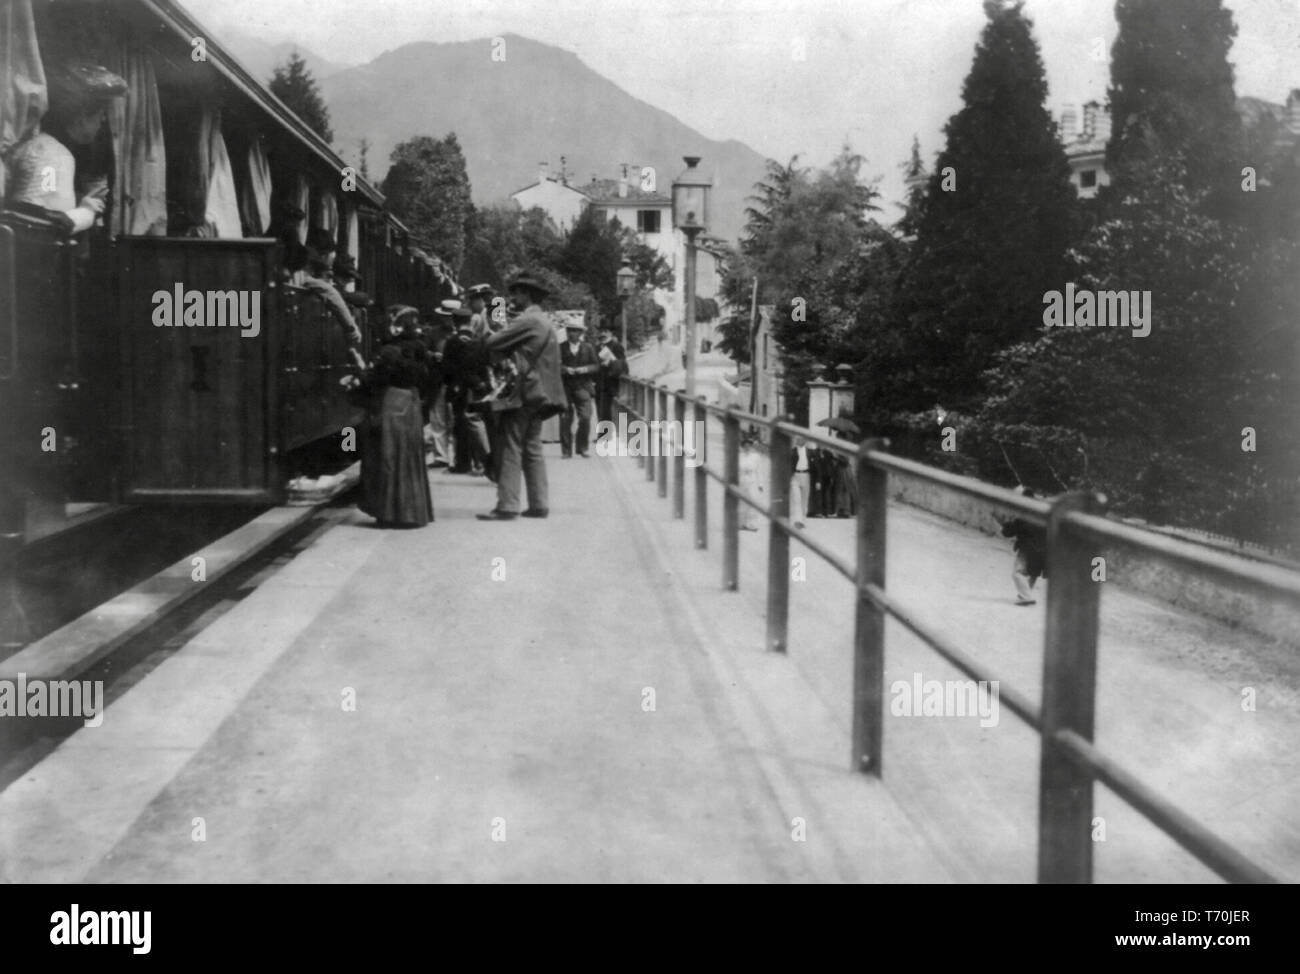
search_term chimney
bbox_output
[538,161,548,185]
[1060,104,1078,141]
[618,162,629,198]
[1082,101,1099,141]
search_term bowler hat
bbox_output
[506,272,550,298]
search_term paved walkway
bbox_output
[0,448,944,883]
[2,417,1295,883]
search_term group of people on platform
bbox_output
[736,433,859,532]
[342,272,629,529]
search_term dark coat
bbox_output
[560,339,600,401]
[1002,517,1047,576]
[485,306,565,415]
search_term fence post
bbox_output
[851,438,889,776]
[723,409,740,590]
[657,387,668,498]
[673,395,685,518]
[694,398,708,549]
[645,383,656,483]
[766,420,793,652]
[1038,491,1105,884]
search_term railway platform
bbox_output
[0,447,948,883]
[1,435,1297,883]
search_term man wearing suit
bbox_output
[478,274,565,520]
[559,320,600,458]
[790,435,813,529]
[595,325,627,424]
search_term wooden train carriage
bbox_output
[2,0,417,519]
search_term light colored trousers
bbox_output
[790,471,811,519]
[427,388,454,466]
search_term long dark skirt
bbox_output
[359,386,434,527]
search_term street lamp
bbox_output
[616,256,636,348]
[672,155,712,397]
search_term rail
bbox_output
[616,375,1291,884]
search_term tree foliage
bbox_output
[382,134,475,272]
[269,52,333,143]
[895,0,1077,410]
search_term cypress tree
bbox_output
[899,0,1077,408]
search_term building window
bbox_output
[1080,169,1097,189]
[593,208,608,222]
[761,404,768,417]
[637,210,661,234]
[763,335,768,370]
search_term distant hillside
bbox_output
[222,28,346,89]
[316,33,769,243]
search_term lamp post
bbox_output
[616,256,636,348]
[672,156,712,397]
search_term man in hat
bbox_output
[594,325,628,425]
[478,273,564,519]
[299,228,364,363]
[7,58,128,234]
[442,307,492,476]
[465,284,499,339]
[559,317,599,458]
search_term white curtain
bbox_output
[201,109,241,238]
[108,42,166,236]
[0,0,47,200]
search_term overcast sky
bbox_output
[185,0,1300,211]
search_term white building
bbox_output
[1059,101,1112,199]
[510,163,726,349]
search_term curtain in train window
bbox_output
[200,108,240,238]
[344,203,359,259]
[314,188,339,237]
[236,134,271,236]
[0,0,48,201]
[293,174,309,243]
[106,42,166,236]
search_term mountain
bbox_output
[221,29,346,90]
[317,33,769,243]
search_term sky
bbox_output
[184,0,1300,213]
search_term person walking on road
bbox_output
[560,319,599,458]
[595,325,628,424]
[478,274,565,520]
[790,436,812,529]
[998,486,1047,605]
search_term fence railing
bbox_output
[617,376,1297,884]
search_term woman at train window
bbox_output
[341,305,435,528]
[5,60,127,234]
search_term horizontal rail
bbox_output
[615,376,1288,883]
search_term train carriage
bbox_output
[1,0,428,550]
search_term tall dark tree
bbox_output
[269,52,333,143]
[382,134,474,271]
[898,0,1077,409]
[1106,0,1242,208]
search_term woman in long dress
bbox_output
[345,306,434,527]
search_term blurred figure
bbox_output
[999,486,1047,605]
[790,435,812,529]
[739,431,764,531]
[425,301,459,469]
[595,325,627,424]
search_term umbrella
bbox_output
[816,415,861,436]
